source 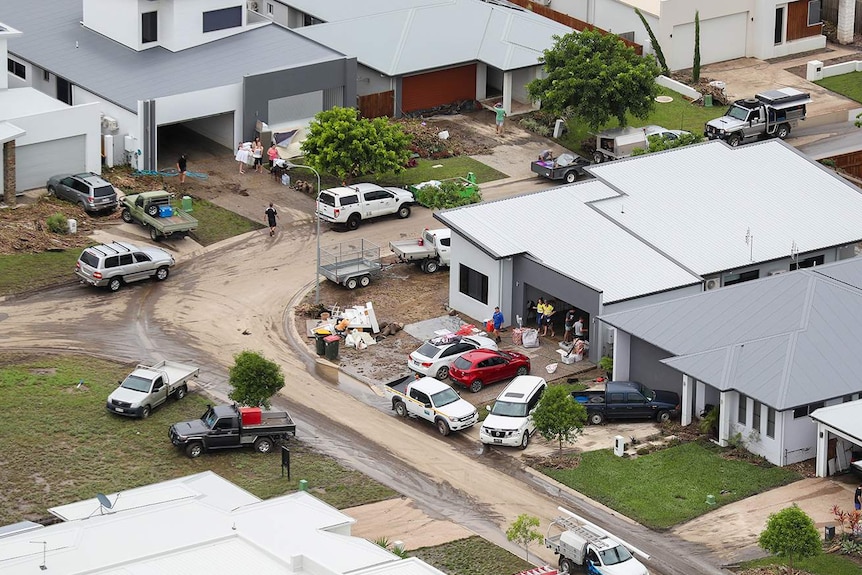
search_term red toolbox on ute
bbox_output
[239,407,262,425]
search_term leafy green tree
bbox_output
[630,132,704,156]
[414,180,481,209]
[635,8,669,76]
[692,11,701,83]
[527,29,660,130]
[301,107,411,182]
[506,514,543,561]
[758,504,821,569]
[532,385,587,451]
[228,350,285,408]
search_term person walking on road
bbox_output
[265,202,278,237]
[176,154,188,184]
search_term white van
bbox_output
[480,375,546,450]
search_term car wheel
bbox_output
[174,385,187,400]
[359,275,371,288]
[565,171,577,184]
[592,151,604,164]
[516,366,528,376]
[423,260,439,274]
[47,185,56,197]
[519,431,530,450]
[254,437,274,454]
[186,442,203,458]
[146,204,159,217]
[345,277,359,290]
[121,209,133,223]
[777,124,791,139]
[141,405,151,419]
[469,380,483,393]
[397,205,411,219]
[560,558,575,575]
[728,133,742,147]
[435,365,449,380]
[436,418,451,436]
[108,277,123,292]
[588,412,604,425]
[346,214,360,231]
[155,266,170,281]
[395,401,408,417]
[150,227,160,241]
[656,410,671,423]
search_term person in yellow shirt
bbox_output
[541,300,555,337]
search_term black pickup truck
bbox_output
[573,381,680,425]
[169,404,296,458]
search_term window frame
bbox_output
[807,0,822,27]
[7,58,25,80]
[203,6,243,33]
[766,407,775,438]
[752,401,761,433]
[458,264,488,304]
[738,394,747,425]
[142,11,158,44]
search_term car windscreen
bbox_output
[431,387,460,408]
[416,343,441,358]
[599,545,633,565]
[120,375,152,393]
[339,194,359,206]
[452,356,472,370]
[93,185,115,198]
[727,105,748,120]
[79,251,99,268]
[318,192,336,207]
[489,400,528,417]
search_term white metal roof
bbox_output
[437,180,703,302]
[0,87,68,121]
[1,472,444,575]
[587,140,862,275]
[810,400,862,444]
[293,0,570,75]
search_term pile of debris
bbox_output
[398,118,493,159]
[0,197,103,254]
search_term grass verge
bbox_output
[371,157,509,187]
[409,536,533,575]
[557,86,726,154]
[539,441,800,530]
[815,72,862,104]
[188,197,265,246]
[0,352,396,526]
[741,552,862,575]
[0,249,81,296]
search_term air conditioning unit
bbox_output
[768,270,788,276]
[704,278,720,291]
[247,0,259,11]
[101,116,119,131]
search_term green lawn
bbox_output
[558,86,726,154]
[742,553,862,575]
[539,442,800,530]
[0,249,82,295]
[188,197,264,246]
[0,352,396,525]
[815,71,862,104]
[409,536,533,575]
[370,157,508,187]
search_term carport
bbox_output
[811,400,862,477]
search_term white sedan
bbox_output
[408,335,499,380]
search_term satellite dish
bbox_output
[96,493,113,510]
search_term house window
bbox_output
[458,265,488,304]
[724,270,760,287]
[303,14,323,26]
[792,401,825,418]
[203,6,242,33]
[267,3,273,14]
[766,408,775,438]
[774,6,784,45]
[752,401,761,433]
[43,69,50,82]
[807,0,822,27]
[792,254,824,270]
[142,11,158,43]
[738,394,747,425]
[56,77,72,105]
[7,59,25,79]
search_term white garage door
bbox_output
[671,12,748,72]
[15,135,86,193]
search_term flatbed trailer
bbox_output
[319,239,383,290]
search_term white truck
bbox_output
[317,183,415,231]
[546,507,650,575]
[389,228,451,273]
[704,87,811,147]
[106,360,200,419]
[384,375,478,436]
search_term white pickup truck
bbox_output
[106,360,199,419]
[384,375,478,436]
[389,228,451,273]
[317,183,415,231]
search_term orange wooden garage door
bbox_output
[401,64,477,113]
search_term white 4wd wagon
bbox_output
[317,183,415,230]
[75,241,175,292]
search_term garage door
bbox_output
[15,135,86,193]
[671,13,748,71]
[402,64,477,114]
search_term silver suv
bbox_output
[46,172,118,213]
[75,241,175,292]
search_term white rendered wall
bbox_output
[592,0,656,48]
[448,233,505,326]
[73,87,138,166]
[83,0,140,51]
[356,64,393,97]
[11,102,102,175]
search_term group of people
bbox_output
[527,298,587,343]
[236,137,280,175]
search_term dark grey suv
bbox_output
[75,241,175,292]
[46,172,118,213]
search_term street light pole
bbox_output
[286,163,322,304]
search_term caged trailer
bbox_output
[318,239,383,290]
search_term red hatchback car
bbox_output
[449,349,531,393]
